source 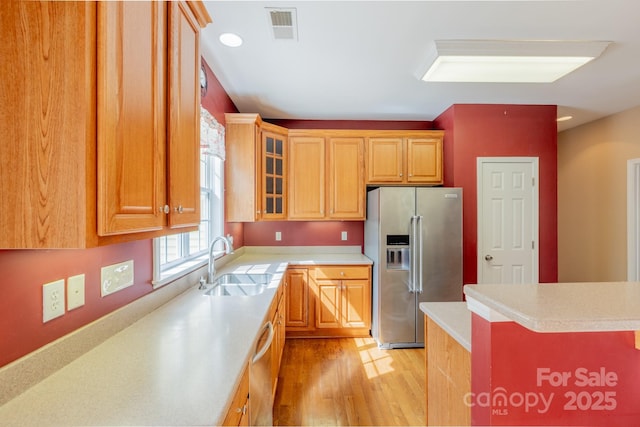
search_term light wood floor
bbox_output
[273,337,426,426]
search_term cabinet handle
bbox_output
[399,173,403,177]
[160,205,170,214]
[175,205,184,213]
[340,271,345,276]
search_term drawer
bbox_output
[314,265,370,280]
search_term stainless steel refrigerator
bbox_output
[364,187,463,348]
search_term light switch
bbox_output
[67,274,85,310]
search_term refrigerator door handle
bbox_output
[410,215,418,293]
[417,215,424,293]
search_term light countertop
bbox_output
[464,281,640,333]
[419,302,471,352]
[0,247,371,426]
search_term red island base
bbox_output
[470,313,640,426]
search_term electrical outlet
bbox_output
[43,279,65,322]
[101,260,134,297]
[275,231,282,241]
[341,231,348,241]
[67,274,85,310]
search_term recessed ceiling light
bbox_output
[556,115,573,122]
[219,32,243,47]
[421,40,610,83]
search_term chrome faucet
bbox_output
[207,235,234,283]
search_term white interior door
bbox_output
[477,157,539,284]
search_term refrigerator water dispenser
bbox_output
[386,235,409,270]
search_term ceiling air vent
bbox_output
[266,8,298,41]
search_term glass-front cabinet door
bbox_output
[261,130,287,219]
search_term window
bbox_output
[153,110,225,287]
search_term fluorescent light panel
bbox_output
[421,40,610,83]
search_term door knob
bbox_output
[485,254,493,261]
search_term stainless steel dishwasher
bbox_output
[250,319,274,426]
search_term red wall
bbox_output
[0,59,239,368]
[244,221,364,248]
[0,241,152,367]
[434,104,558,286]
[200,59,244,247]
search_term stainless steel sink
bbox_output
[203,273,273,296]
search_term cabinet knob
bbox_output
[399,173,403,177]
[175,205,184,213]
[160,205,170,214]
[340,271,345,276]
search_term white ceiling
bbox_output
[200,1,640,132]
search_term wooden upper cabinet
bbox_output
[261,129,287,219]
[98,1,209,236]
[288,136,326,220]
[225,114,288,222]
[288,131,365,221]
[328,137,365,219]
[366,131,444,185]
[0,1,210,248]
[0,2,97,248]
[167,1,201,228]
[366,137,404,183]
[97,1,167,235]
[406,136,443,184]
[225,115,261,222]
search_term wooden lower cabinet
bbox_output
[285,268,311,330]
[221,363,250,426]
[286,265,372,338]
[425,316,471,426]
[270,284,286,397]
[316,279,370,329]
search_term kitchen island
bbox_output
[420,302,472,426]
[0,246,371,426]
[464,282,640,426]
